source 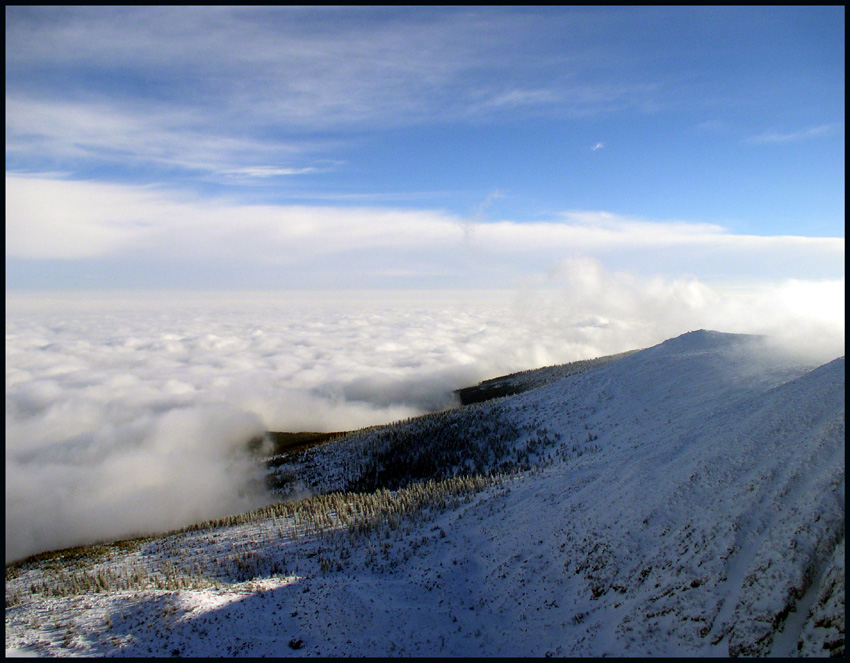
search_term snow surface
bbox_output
[5,330,845,657]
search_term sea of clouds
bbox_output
[6,270,844,561]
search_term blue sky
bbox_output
[5,6,845,291]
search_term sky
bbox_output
[5,6,845,291]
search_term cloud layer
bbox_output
[6,277,844,561]
[6,175,844,290]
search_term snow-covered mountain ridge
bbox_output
[6,330,845,657]
[454,347,639,405]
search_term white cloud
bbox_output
[4,97,317,175]
[746,123,843,144]
[216,166,321,178]
[480,88,563,109]
[6,403,269,563]
[542,258,844,359]
[5,176,162,259]
[6,176,844,287]
[5,175,463,262]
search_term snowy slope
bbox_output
[5,330,844,657]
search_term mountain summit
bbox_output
[6,331,845,657]
[653,328,760,351]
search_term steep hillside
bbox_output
[5,331,844,657]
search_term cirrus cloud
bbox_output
[747,123,843,144]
